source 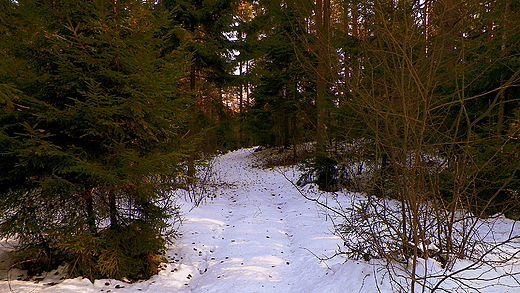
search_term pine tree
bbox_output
[161,0,239,173]
[240,0,316,148]
[0,0,193,280]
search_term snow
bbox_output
[1,147,520,292]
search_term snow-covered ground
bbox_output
[1,148,519,292]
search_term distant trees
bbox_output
[242,0,316,148]
[163,0,239,154]
[194,0,520,221]
[0,0,194,280]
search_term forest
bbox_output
[0,0,519,291]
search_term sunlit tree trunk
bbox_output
[316,0,331,154]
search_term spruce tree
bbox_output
[241,0,316,148]
[0,0,193,280]
[159,0,240,174]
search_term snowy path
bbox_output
[158,148,346,292]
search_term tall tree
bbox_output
[241,0,317,148]
[161,0,239,179]
[0,0,193,280]
[315,0,332,154]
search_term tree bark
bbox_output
[316,0,331,155]
[84,183,96,234]
[109,190,118,229]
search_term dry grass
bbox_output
[251,143,315,168]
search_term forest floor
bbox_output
[1,147,519,292]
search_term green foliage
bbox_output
[243,1,316,147]
[453,135,520,218]
[62,224,167,280]
[163,0,240,154]
[165,0,235,84]
[297,155,339,192]
[12,240,69,277]
[0,0,192,280]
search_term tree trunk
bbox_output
[187,64,196,179]
[497,0,510,135]
[84,183,96,234]
[109,190,118,229]
[316,0,331,155]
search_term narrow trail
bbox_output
[164,148,344,293]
